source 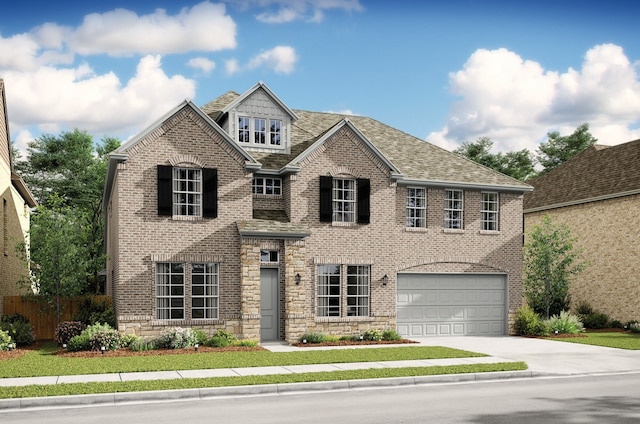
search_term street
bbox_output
[3,373,640,423]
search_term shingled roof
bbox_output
[524,138,640,212]
[202,91,531,192]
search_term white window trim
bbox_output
[191,263,219,320]
[253,177,282,196]
[332,178,356,223]
[316,264,371,318]
[406,187,427,228]
[481,192,500,232]
[237,115,285,150]
[444,189,464,230]
[173,167,202,217]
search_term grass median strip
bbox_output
[0,345,486,378]
[546,332,640,350]
[0,362,527,399]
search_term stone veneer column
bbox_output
[284,239,307,343]
[239,239,261,340]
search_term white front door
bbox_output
[260,268,279,341]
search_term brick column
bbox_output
[239,239,261,340]
[284,238,308,343]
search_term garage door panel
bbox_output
[397,274,506,337]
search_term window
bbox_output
[317,265,341,317]
[253,177,282,195]
[191,263,219,319]
[347,266,370,316]
[157,165,217,218]
[269,119,281,145]
[260,250,279,263]
[481,192,499,231]
[238,116,250,143]
[173,168,201,216]
[254,118,266,144]
[156,263,185,320]
[317,265,370,317]
[406,187,426,228]
[444,189,464,229]
[320,176,370,224]
[332,178,356,223]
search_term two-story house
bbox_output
[103,82,532,342]
[0,79,37,316]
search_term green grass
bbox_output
[0,362,527,399]
[546,331,640,350]
[0,343,486,378]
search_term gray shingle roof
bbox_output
[524,138,640,212]
[202,90,531,191]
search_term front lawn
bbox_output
[0,342,487,378]
[547,331,640,350]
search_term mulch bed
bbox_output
[292,339,418,347]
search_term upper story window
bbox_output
[406,187,426,228]
[238,116,283,148]
[481,192,499,231]
[157,165,217,219]
[173,168,201,216]
[444,189,464,229]
[319,176,370,225]
[253,177,282,195]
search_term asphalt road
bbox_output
[3,373,640,423]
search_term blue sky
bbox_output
[1,0,639,158]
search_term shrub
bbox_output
[382,329,402,341]
[207,335,231,348]
[212,329,236,344]
[610,320,623,329]
[514,305,548,336]
[192,329,209,345]
[575,301,594,316]
[129,338,156,352]
[0,320,36,346]
[298,332,326,344]
[73,297,116,327]
[155,327,197,349]
[55,321,87,345]
[120,333,139,348]
[581,312,610,329]
[625,320,638,330]
[234,339,258,347]
[363,328,383,341]
[545,310,585,335]
[630,323,640,334]
[67,333,90,352]
[0,329,12,351]
[88,328,122,351]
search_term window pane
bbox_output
[191,262,219,320]
[173,168,202,217]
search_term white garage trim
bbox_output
[397,273,507,337]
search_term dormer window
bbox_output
[237,116,283,148]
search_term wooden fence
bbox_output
[3,295,112,340]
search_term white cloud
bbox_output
[429,44,640,153]
[4,55,195,139]
[68,2,236,56]
[187,57,216,74]
[247,46,297,74]
[243,0,363,23]
[226,45,298,75]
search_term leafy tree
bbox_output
[536,123,597,174]
[14,129,120,294]
[454,137,536,181]
[523,215,587,319]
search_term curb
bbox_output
[0,370,539,412]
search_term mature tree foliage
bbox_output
[15,129,120,295]
[536,123,597,174]
[523,215,587,319]
[454,137,536,181]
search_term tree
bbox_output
[523,215,587,319]
[536,123,597,174]
[454,137,536,181]
[14,129,120,294]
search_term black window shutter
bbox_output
[319,176,333,222]
[357,178,370,224]
[202,168,218,218]
[157,165,173,216]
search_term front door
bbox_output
[260,268,279,341]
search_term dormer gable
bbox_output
[218,81,298,155]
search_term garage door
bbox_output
[397,273,506,336]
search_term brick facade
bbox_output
[105,84,528,342]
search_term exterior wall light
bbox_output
[295,273,301,285]
[101,346,106,355]
[195,343,199,351]
[382,274,388,286]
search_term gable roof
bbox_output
[203,88,531,193]
[524,139,640,212]
[214,81,298,122]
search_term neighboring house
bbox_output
[524,139,640,323]
[103,82,532,342]
[0,79,37,316]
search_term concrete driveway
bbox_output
[412,336,640,375]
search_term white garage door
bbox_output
[397,273,507,336]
